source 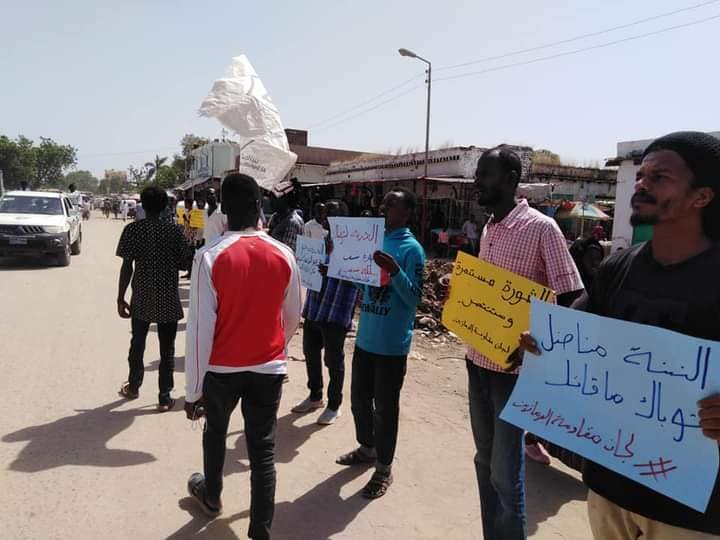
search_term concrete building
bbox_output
[607,131,720,251]
[177,129,366,196]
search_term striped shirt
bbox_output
[467,199,583,374]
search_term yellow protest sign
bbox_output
[441,252,555,368]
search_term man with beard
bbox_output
[463,146,583,539]
[521,131,720,539]
[336,188,425,500]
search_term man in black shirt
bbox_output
[522,131,720,538]
[116,186,193,411]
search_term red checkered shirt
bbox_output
[467,199,584,374]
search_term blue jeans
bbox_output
[467,360,527,540]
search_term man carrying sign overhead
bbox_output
[460,146,583,539]
[521,132,720,539]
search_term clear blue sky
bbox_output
[1,0,719,178]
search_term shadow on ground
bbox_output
[225,413,325,475]
[2,399,159,472]
[169,467,369,540]
[0,256,56,271]
[146,355,186,374]
[526,460,587,536]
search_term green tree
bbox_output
[65,170,99,193]
[98,170,130,194]
[154,166,178,189]
[0,135,36,189]
[35,137,77,187]
[144,155,168,183]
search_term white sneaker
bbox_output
[317,407,341,426]
[292,397,325,413]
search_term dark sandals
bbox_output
[362,470,394,499]
[336,449,376,466]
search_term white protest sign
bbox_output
[327,217,384,287]
[295,236,325,292]
[501,300,720,512]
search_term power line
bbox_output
[308,74,423,129]
[79,147,178,158]
[436,0,720,72]
[314,84,423,133]
[435,13,720,83]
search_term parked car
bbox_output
[0,190,82,266]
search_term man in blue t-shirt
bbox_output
[336,187,425,500]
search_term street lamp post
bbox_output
[399,48,432,243]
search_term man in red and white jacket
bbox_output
[184,173,301,540]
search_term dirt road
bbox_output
[0,215,591,539]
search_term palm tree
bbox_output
[144,155,168,183]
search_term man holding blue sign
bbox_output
[521,132,720,539]
[336,188,425,500]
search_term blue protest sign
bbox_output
[500,300,720,512]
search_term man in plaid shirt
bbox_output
[268,192,304,252]
[292,200,359,426]
[466,147,583,540]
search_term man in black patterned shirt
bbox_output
[116,186,193,411]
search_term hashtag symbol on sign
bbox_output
[633,458,678,481]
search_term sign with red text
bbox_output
[501,300,720,512]
[327,217,384,287]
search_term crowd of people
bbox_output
[112,131,720,540]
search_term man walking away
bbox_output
[336,188,425,499]
[116,186,193,411]
[184,173,301,540]
[521,131,720,540]
[292,200,358,425]
[303,202,328,240]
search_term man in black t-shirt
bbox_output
[522,131,720,538]
[116,186,193,411]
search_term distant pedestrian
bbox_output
[116,186,193,411]
[462,214,480,255]
[120,200,129,221]
[268,192,304,252]
[336,188,425,499]
[292,200,358,426]
[303,202,328,240]
[184,173,301,538]
[203,188,227,245]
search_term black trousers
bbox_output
[350,346,407,467]
[203,371,283,540]
[303,320,348,410]
[127,318,177,400]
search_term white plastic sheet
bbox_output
[199,55,297,191]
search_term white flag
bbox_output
[199,55,297,191]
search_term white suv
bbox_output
[0,190,82,266]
